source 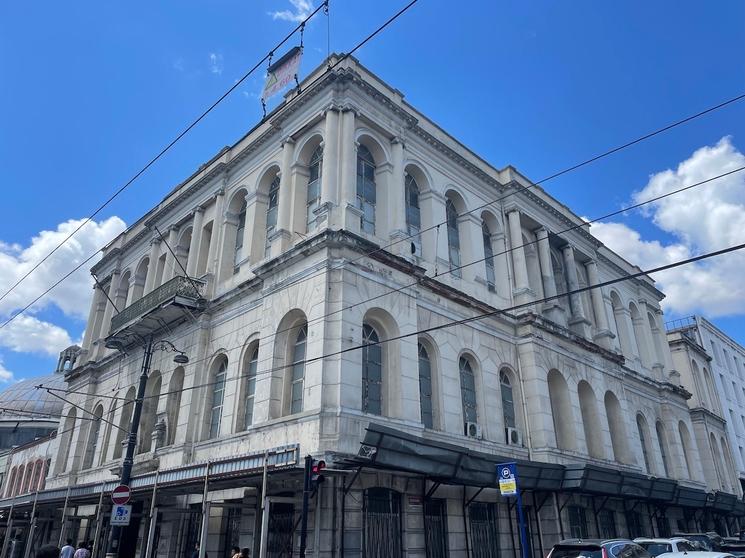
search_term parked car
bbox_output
[673,534,725,552]
[548,539,652,558]
[648,552,734,558]
[719,543,745,558]
[634,538,698,556]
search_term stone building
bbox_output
[667,316,745,494]
[0,55,742,558]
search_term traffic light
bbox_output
[310,459,326,489]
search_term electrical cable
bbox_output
[0,1,330,308]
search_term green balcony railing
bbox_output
[110,276,205,333]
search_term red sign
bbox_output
[111,485,131,505]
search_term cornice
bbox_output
[596,252,664,300]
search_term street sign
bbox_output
[111,504,132,526]
[497,462,518,497]
[111,485,131,505]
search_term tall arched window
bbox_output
[114,389,135,460]
[362,324,383,415]
[547,370,576,451]
[356,145,376,234]
[208,359,227,439]
[483,223,496,290]
[166,368,184,445]
[605,391,631,463]
[265,175,280,256]
[446,199,461,277]
[405,174,421,237]
[306,146,323,231]
[234,198,247,273]
[138,372,161,453]
[459,356,477,425]
[637,414,653,473]
[82,405,103,469]
[59,408,77,473]
[418,343,433,429]
[678,421,694,479]
[578,381,603,459]
[243,344,259,429]
[500,369,515,429]
[290,325,307,414]
[5,468,16,497]
[655,421,671,477]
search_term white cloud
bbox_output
[0,216,126,321]
[0,358,13,383]
[209,53,224,75]
[269,0,313,22]
[591,137,745,317]
[172,58,185,72]
[0,315,72,357]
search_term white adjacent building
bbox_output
[0,55,743,558]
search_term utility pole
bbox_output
[104,336,154,558]
[299,455,312,558]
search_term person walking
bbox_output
[72,542,90,558]
[239,548,250,558]
[59,540,74,558]
[38,544,60,558]
[230,547,240,558]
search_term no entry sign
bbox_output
[111,485,131,505]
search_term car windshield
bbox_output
[638,543,672,557]
[551,547,603,558]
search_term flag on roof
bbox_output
[261,46,303,102]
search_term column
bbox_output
[186,207,204,277]
[272,139,295,253]
[638,299,665,379]
[418,189,446,275]
[339,108,359,231]
[585,260,614,349]
[562,244,591,338]
[319,107,340,227]
[143,238,161,295]
[460,213,481,282]
[536,227,564,323]
[507,209,531,302]
[244,191,265,265]
[81,286,104,353]
[206,189,225,273]
[388,137,407,254]
[162,226,179,282]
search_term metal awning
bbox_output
[0,444,299,510]
[346,423,563,491]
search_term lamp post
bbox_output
[103,335,188,558]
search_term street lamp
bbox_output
[103,335,188,558]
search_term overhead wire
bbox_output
[39,163,745,412]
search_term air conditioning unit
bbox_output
[505,427,522,446]
[464,421,482,439]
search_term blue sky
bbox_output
[1,0,745,381]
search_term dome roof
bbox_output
[0,373,66,419]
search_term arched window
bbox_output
[82,405,104,469]
[656,421,671,477]
[605,391,631,463]
[290,325,307,414]
[166,368,184,445]
[637,414,653,473]
[114,389,135,460]
[483,222,496,290]
[548,370,576,450]
[138,372,161,453]
[418,343,433,428]
[234,198,247,272]
[15,466,25,496]
[265,175,280,256]
[306,146,323,231]
[578,381,603,459]
[243,344,259,429]
[459,356,477,424]
[362,324,382,415]
[356,145,376,234]
[405,174,421,236]
[500,369,515,429]
[5,468,16,497]
[208,358,228,439]
[446,199,462,277]
[58,408,77,473]
[677,422,693,479]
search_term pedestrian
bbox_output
[60,540,74,558]
[240,548,250,558]
[73,542,90,558]
[191,542,206,558]
[230,547,240,558]
[38,545,60,558]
